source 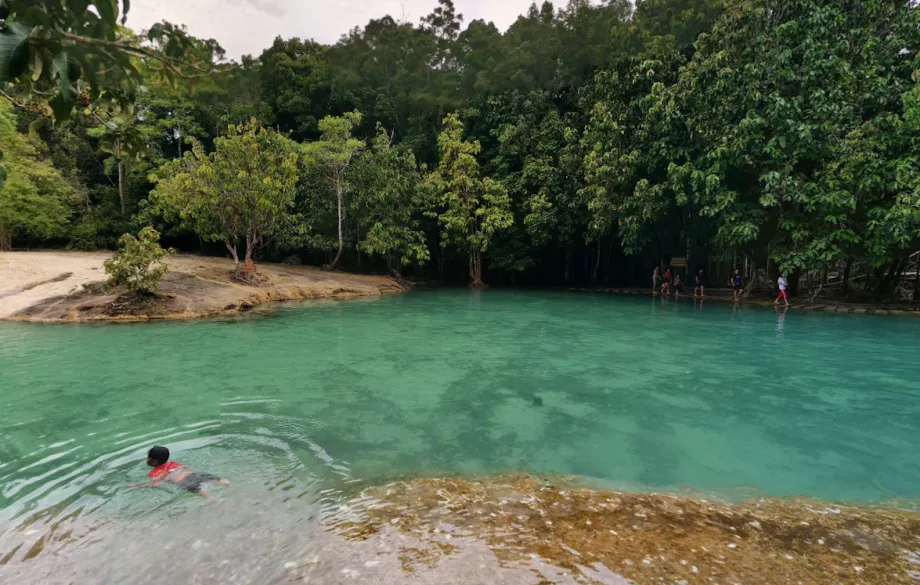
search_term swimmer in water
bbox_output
[131,446,229,502]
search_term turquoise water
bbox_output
[1,290,919,567]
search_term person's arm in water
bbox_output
[129,480,162,489]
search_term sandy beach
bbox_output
[0,251,404,322]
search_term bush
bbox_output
[69,203,133,251]
[104,227,174,294]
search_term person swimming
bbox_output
[131,446,229,501]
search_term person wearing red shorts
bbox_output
[131,446,229,502]
[775,273,790,306]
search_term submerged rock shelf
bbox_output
[327,474,920,585]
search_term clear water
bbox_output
[1,290,919,571]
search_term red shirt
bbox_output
[148,461,184,480]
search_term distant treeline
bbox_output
[2,0,919,299]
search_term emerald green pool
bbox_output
[1,290,919,559]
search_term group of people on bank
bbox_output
[652,266,790,306]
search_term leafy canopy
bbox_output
[0,101,73,249]
[150,119,300,265]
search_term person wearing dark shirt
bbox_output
[694,269,706,298]
[731,269,744,302]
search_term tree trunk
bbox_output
[225,240,240,267]
[592,239,602,282]
[0,222,11,251]
[874,259,902,299]
[604,239,613,283]
[842,259,853,296]
[244,234,257,263]
[329,181,344,270]
[564,248,573,283]
[470,249,485,286]
[742,255,757,298]
[914,251,920,303]
[115,137,126,215]
[789,271,801,297]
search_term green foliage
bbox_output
[301,111,365,269]
[68,198,132,250]
[260,38,331,141]
[638,0,920,289]
[0,102,74,250]
[150,120,300,266]
[103,226,173,294]
[582,55,688,254]
[0,2,219,121]
[5,0,917,298]
[351,125,429,271]
[427,113,513,284]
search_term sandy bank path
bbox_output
[0,251,111,317]
[0,251,403,322]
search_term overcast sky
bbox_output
[127,0,540,60]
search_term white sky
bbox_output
[127,0,541,60]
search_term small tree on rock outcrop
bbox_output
[104,227,174,295]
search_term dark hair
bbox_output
[148,446,170,465]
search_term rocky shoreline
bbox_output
[324,475,920,585]
[3,474,918,585]
[0,252,405,323]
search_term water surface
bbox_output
[1,290,918,572]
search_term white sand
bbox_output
[0,251,111,317]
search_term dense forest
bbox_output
[1,0,919,299]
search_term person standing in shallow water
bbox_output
[775,272,790,307]
[731,269,744,302]
[694,269,706,298]
[652,267,661,295]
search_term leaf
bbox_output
[0,23,33,82]
[94,0,119,28]
[48,92,76,122]
[51,50,81,103]
[30,48,43,81]
[122,0,131,25]
[28,117,46,136]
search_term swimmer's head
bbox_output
[147,446,169,467]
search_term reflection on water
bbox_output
[1,290,919,581]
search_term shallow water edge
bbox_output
[4,473,919,585]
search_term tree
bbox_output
[302,111,365,270]
[87,111,148,214]
[0,2,218,121]
[150,120,300,272]
[581,55,690,259]
[485,90,589,281]
[104,227,173,294]
[642,0,920,297]
[351,124,429,276]
[427,113,513,286]
[0,2,218,192]
[0,102,73,250]
[259,37,332,141]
